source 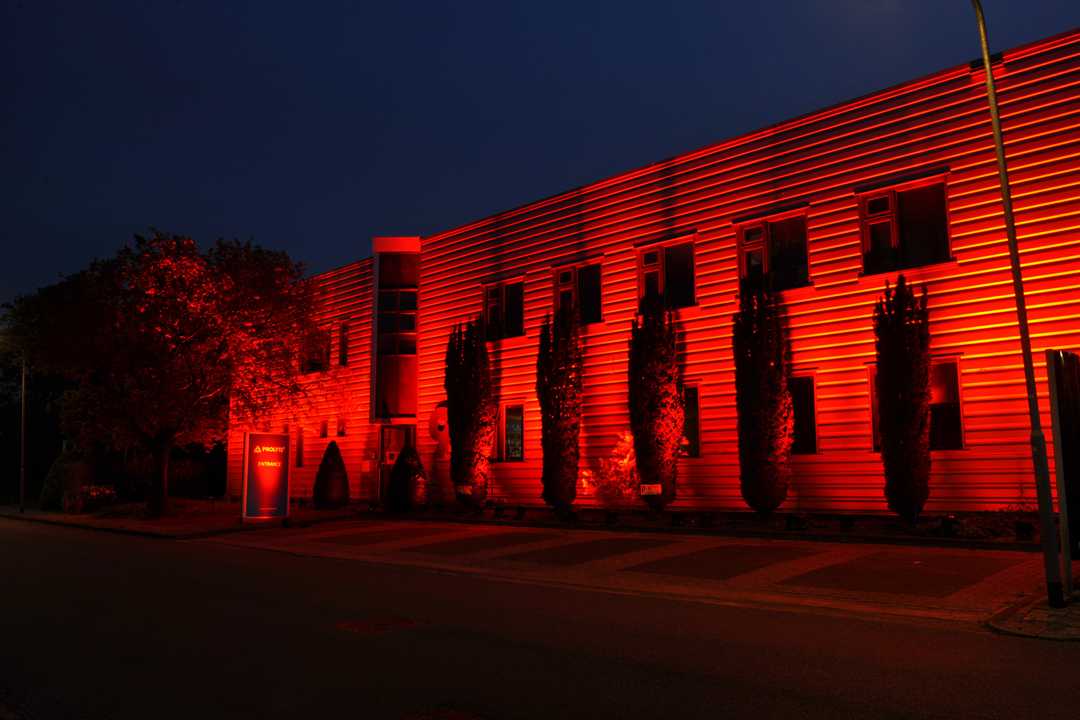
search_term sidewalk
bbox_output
[0,498,360,539]
[989,588,1080,640]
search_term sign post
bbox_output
[241,432,291,522]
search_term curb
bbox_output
[985,595,1080,642]
[0,507,364,540]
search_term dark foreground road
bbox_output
[2,519,1078,719]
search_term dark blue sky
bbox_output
[4,1,1077,301]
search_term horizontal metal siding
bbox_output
[417,31,1080,511]
[227,259,379,502]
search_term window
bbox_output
[378,289,417,355]
[295,427,304,467]
[318,420,328,439]
[502,405,525,461]
[300,329,331,374]
[553,263,603,324]
[930,361,963,450]
[682,385,701,457]
[339,323,349,366]
[739,216,810,292]
[336,418,347,437]
[638,241,696,309]
[378,252,419,288]
[789,376,817,454]
[484,281,525,341]
[860,182,950,274]
[869,360,963,452]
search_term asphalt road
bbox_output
[2,518,1078,719]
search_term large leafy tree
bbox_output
[732,280,794,514]
[873,275,931,524]
[4,232,311,515]
[444,317,497,506]
[628,295,683,511]
[535,307,583,513]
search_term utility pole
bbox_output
[19,356,27,514]
[970,0,1064,607]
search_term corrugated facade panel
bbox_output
[416,30,1080,512]
[227,259,380,501]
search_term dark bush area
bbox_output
[385,445,426,512]
[313,440,350,508]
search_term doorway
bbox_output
[379,424,416,501]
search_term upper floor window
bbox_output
[378,289,417,355]
[860,181,950,275]
[300,329,331,374]
[553,263,602,325]
[739,215,810,292]
[484,281,525,341]
[338,323,350,366]
[638,241,695,309]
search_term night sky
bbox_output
[4,1,1077,302]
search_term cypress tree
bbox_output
[732,280,794,514]
[312,440,349,508]
[628,295,683,510]
[536,307,583,513]
[873,275,931,524]
[444,317,498,506]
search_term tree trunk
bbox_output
[148,440,172,517]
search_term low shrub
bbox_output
[385,445,427,512]
[591,431,641,509]
[312,441,350,509]
[40,452,95,512]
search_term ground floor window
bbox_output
[789,375,817,454]
[930,360,963,450]
[682,385,700,457]
[501,404,525,461]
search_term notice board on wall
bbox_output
[242,432,290,520]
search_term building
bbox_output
[227,28,1080,513]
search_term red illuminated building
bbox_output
[228,29,1080,513]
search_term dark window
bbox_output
[504,405,524,461]
[739,216,810,292]
[300,330,331,374]
[930,361,963,450]
[664,243,695,309]
[319,420,328,439]
[485,282,525,341]
[639,242,695,309]
[295,427,304,467]
[338,323,349,366]
[553,264,603,325]
[682,385,701,457]
[336,418,346,437]
[789,376,817,454]
[378,290,417,356]
[578,264,602,324]
[869,367,881,452]
[861,183,950,274]
[378,252,419,288]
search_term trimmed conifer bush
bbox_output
[628,295,683,510]
[385,445,426,512]
[312,440,349,508]
[732,280,794,514]
[873,275,931,524]
[444,317,498,506]
[536,307,583,512]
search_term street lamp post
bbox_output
[20,356,27,514]
[970,0,1065,608]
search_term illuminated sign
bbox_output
[242,432,290,520]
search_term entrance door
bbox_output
[379,425,415,500]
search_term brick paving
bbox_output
[213,519,1048,628]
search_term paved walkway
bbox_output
[209,518,1048,628]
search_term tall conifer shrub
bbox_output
[732,280,794,514]
[873,275,931,524]
[444,318,497,505]
[628,295,683,510]
[536,307,583,512]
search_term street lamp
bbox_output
[969,0,1065,608]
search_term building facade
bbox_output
[228,29,1080,513]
